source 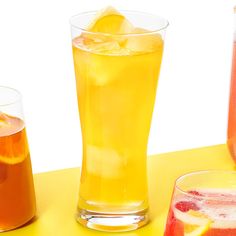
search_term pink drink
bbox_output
[165,189,236,236]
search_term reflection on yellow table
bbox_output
[1,144,235,236]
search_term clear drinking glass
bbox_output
[165,171,236,236]
[70,10,168,232]
[0,86,36,231]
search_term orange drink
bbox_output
[71,7,168,231]
[0,87,36,231]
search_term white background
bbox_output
[0,0,235,173]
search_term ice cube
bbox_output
[86,146,124,178]
[125,29,163,53]
[87,40,121,53]
[73,34,131,85]
[73,33,128,55]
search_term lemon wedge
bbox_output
[174,209,212,236]
[184,224,210,236]
[87,6,133,34]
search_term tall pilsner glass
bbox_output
[70,10,168,232]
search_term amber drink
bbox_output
[0,87,36,231]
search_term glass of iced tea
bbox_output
[165,171,236,236]
[0,86,36,232]
[70,7,168,232]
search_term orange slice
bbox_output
[0,154,26,165]
[87,6,133,34]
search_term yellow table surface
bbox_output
[2,144,236,236]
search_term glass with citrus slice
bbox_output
[70,7,168,232]
[0,86,36,232]
[165,171,236,236]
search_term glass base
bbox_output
[76,208,149,232]
[0,215,35,232]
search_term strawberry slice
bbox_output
[175,201,200,212]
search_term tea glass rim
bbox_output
[175,170,236,201]
[0,86,22,107]
[70,10,169,37]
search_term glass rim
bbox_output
[70,10,169,36]
[0,86,22,107]
[175,170,236,200]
